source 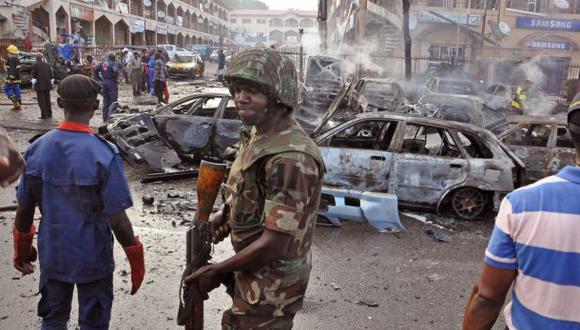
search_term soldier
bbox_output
[185,47,324,329]
[3,44,22,111]
[95,53,119,122]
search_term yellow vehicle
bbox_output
[167,49,204,79]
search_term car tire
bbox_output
[450,187,487,220]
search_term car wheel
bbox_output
[451,187,486,220]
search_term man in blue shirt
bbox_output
[95,53,119,122]
[463,92,580,329]
[12,74,145,330]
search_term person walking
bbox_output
[31,53,53,119]
[184,47,324,329]
[463,94,580,330]
[12,74,144,329]
[130,51,142,97]
[153,53,167,104]
[95,53,119,122]
[3,44,22,111]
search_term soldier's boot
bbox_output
[9,96,20,111]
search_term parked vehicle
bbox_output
[482,83,514,111]
[166,48,204,78]
[415,94,506,127]
[313,112,526,219]
[186,44,213,61]
[489,115,575,184]
[421,77,481,99]
[158,44,177,59]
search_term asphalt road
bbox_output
[0,77,508,329]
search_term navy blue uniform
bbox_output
[95,60,119,122]
[16,123,133,329]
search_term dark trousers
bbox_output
[38,274,113,330]
[154,79,165,103]
[36,90,52,118]
[101,79,118,122]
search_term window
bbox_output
[270,18,283,27]
[158,97,200,114]
[222,99,240,120]
[328,120,390,150]
[504,124,552,147]
[230,18,237,23]
[241,18,251,24]
[257,18,266,24]
[455,131,494,158]
[402,124,462,158]
[555,125,574,148]
[191,97,222,117]
[285,18,299,27]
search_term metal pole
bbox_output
[299,28,304,82]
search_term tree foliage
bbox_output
[222,0,269,10]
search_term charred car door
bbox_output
[213,98,242,159]
[318,118,399,192]
[391,122,469,207]
[155,96,224,156]
[547,124,576,178]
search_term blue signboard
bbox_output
[527,40,571,50]
[516,16,580,31]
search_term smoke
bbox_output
[516,56,557,116]
[301,29,399,78]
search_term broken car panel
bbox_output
[315,112,525,220]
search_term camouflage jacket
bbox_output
[225,118,324,317]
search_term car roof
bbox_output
[353,112,495,135]
[503,115,567,125]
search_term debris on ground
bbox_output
[142,195,155,205]
[357,299,379,307]
[424,228,450,243]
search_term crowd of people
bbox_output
[2,45,579,330]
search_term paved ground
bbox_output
[0,74,508,329]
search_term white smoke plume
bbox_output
[516,56,557,116]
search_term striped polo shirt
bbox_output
[485,166,580,330]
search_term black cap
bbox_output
[57,74,101,101]
[568,92,580,134]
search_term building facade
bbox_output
[228,9,317,47]
[410,0,580,95]
[1,0,230,47]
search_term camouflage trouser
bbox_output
[221,309,294,330]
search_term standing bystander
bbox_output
[31,53,54,119]
[463,94,580,329]
[153,52,167,104]
[95,53,119,122]
[12,74,145,329]
[130,51,143,97]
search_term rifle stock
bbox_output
[177,161,227,329]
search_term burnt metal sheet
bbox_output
[155,115,213,155]
[318,187,403,232]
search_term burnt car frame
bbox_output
[313,112,526,220]
[106,88,241,170]
[490,115,575,184]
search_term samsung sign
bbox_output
[516,16,580,31]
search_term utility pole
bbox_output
[403,0,412,80]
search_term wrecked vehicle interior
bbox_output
[314,112,525,220]
[490,115,575,183]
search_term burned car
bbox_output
[107,88,320,171]
[415,95,506,128]
[482,83,514,111]
[489,115,575,184]
[303,56,344,113]
[313,112,525,220]
[421,76,481,99]
[107,88,241,170]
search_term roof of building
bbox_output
[230,9,317,17]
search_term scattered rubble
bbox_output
[424,228,450,243]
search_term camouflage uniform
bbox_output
[222,47,324,329]
[224,118,324,329]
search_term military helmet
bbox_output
[568,92,580,134]
[224,47,298,109]
[7,45,19,54]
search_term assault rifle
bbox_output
[177,160,227,330]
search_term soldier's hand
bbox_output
[185,264,221,294]
[209,208,230,244]
[0,131,25,187]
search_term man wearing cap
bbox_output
[12,74,145,329]
[3,44,22,111]
[95,53,119,122]
[185,47,324,329]
[463,93,580,329]
[31,53,54,119]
